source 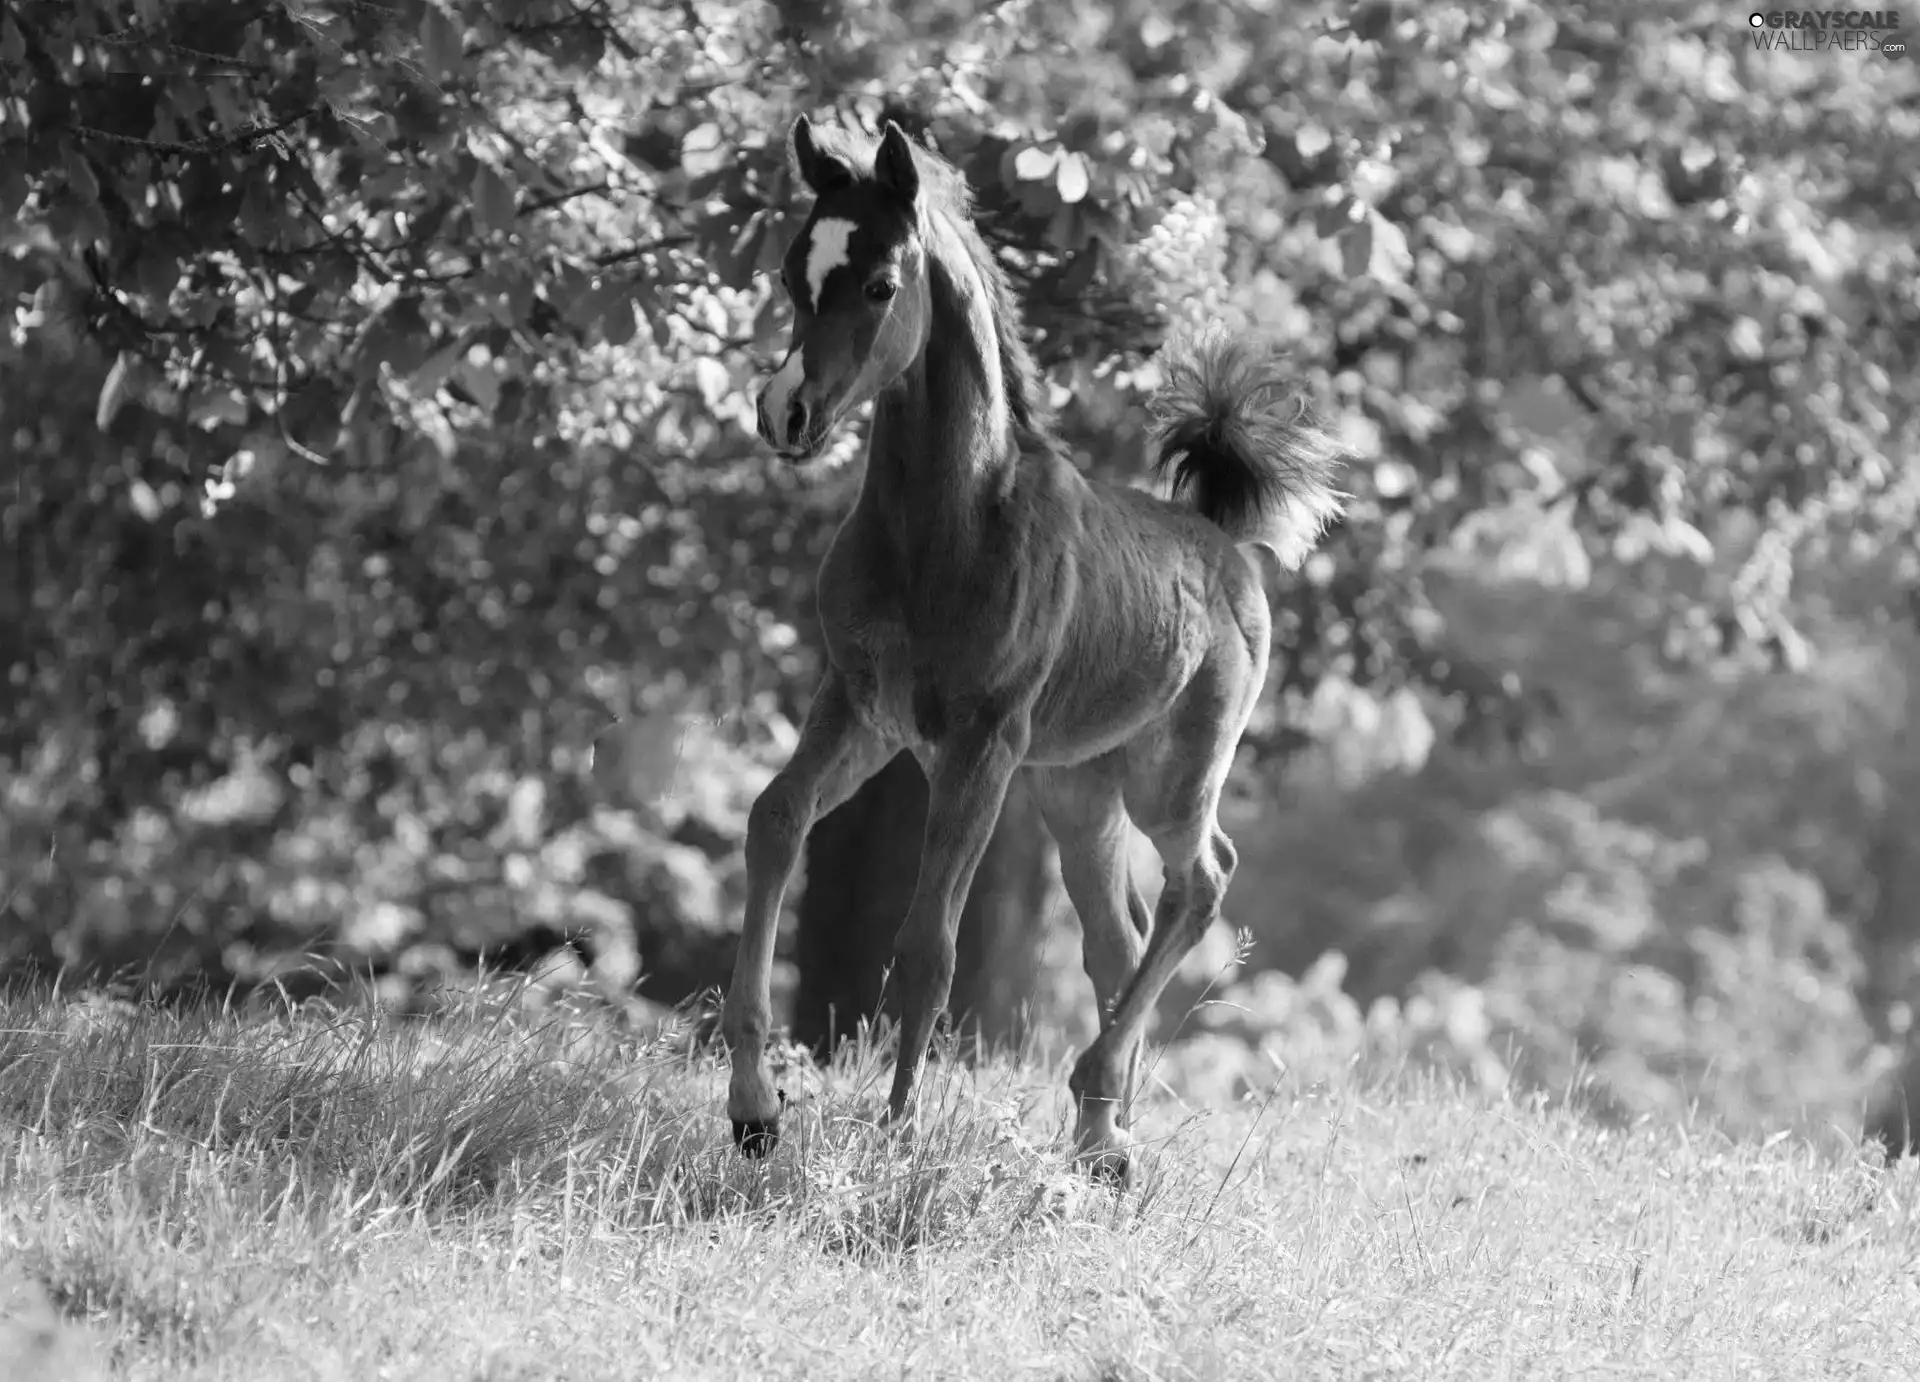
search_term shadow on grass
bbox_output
[0,973,1163,1362]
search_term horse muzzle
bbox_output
[755,385,826,461]
[755,347,823,459]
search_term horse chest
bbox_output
[816,495,1036,746]
[825,602,982,746]
[840,624,925,743]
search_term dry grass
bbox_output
[2,981,1918,1381]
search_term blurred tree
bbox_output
[2,0,1915,1080]
[797,0,1920,1048]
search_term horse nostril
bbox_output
[786,398,808,444]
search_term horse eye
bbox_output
[865,280,897,303]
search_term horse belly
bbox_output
[1024,638,1201,767]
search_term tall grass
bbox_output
[3,978,1918,1380]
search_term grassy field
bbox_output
[2,984,1917,1382]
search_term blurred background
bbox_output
[3,0,1917,1147]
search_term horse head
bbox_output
[755,116,935,462]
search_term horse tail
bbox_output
[1147,326,1350,570]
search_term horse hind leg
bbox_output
[1069,668,1253,1182]
[1029,764,1151,1135]
[1070,809,1237,1182]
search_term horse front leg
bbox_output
[723,671,894,1157]
[884,712,1029,1123]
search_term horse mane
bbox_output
[799,124,1053,440]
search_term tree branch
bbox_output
[520,181,614,216]
[594,234,694,266]
[71,106,327,156]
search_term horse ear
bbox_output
[791,114,852,195]
[874,121,920,206]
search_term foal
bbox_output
[724,115,1348,1179]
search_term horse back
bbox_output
[811,446,1267,761]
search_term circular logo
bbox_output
[1885,31,1910,59]
[1748,11,1766,26]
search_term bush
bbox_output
[1162,795,1892,1137]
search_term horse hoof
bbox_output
[1076,1146,1131,1187]
[733,1119,780,1158]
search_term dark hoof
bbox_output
[1087,1154,1129,1188]
[1076,1144,1131,1187]
[732,1118,781,1158]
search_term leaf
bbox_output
[706,210,763,290]
[1055,152,1091,204]
[1340,209,1412,283]
[1493,497,1591,590]
[755,221,789,277]
[568,277,622,331]
[0,166,27,221]
[1351,0,1400,43]
[1045,203,1083,252]
[622,123,680,173]
[681,122,727,179]
[692,357,731,409]
[97,352,134,432]
[194,389,251,429]
[418,408,458,463]
[1379,688,1435,775]
[137,250,182,309]
[1661,515,1715,564]
[1316,198,1360,238]
[65,149,100,205]
[1015,173,1061,218]
[601,296,638,348]
[555,22,606,68]
[240,178,278,244]
[352,299,435,382]
[472,165,516,237]
[1365,210,1413,281]
[1727,317,1766,361]
[1013,145,1059,182]
[1339,220,1375,280]
[1,16,25,63]
[548,262,593,321]
[1060,241,1102,296]
[1373,459,1417,498]
[1770,619,1812,673]
[452,358,500,416]
[128,479,163,522]
[419,5,464,82]
[495,378,528,426]
[752,295,787,350]
[237,432,287,485]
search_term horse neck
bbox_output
[860,217,1016,565]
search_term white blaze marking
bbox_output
[761,346,805,445]
[804,217,858,311]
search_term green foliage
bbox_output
[3,0,1917,1143]
[1185,803,1888,1136]
[1211,560,1920,1135]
